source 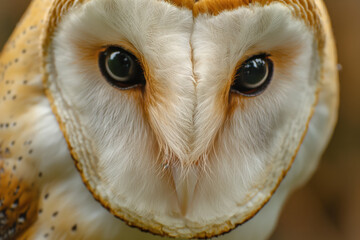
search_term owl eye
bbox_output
[231,54,273,96]
[99,46,145,89]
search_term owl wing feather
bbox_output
[0,160,39,240]
[0,0,52,239]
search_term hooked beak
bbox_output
[171,166,198,216]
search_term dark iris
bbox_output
[231,54,273,96]
[99,46,145,89]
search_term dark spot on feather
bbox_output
[14,185,20,195]
[71,224,77,232]
[11,198,19,209]
[18,212,26,224]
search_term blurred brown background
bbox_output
[0,0,359,239]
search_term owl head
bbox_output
[41,0,337,238]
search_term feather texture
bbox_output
[0,0,337,239]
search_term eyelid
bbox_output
[241,53,271,65]
[231,53,271,85]
[99,42,147,79]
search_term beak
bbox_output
[171,165,198,216]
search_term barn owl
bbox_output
[0,0,338,239]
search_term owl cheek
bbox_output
[226,95,245,118]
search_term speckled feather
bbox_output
[0,0,50,238]
[0,0,92,239]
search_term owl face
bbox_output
[43,0,325,238]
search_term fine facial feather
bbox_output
[44,0,326,237]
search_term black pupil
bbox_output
[239,58,267,87]
[107,51,133,80]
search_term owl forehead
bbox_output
[53,0,320,22]
[168,0,323,45]
[44,0,324,55]
[43,0,324,61]
[168,0,318,22]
